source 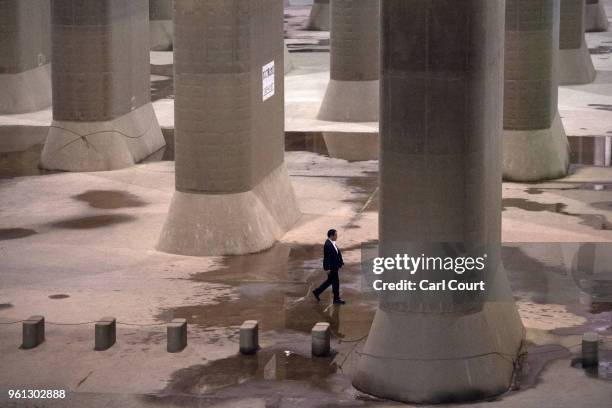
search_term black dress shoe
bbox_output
[312,290,321,302]
[333,299,346,305]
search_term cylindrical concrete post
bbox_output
[150,0,173,51]
[585,0,609,32]
[0,0,51,114]
[40,0,165,172]
[503,0,570,181]
[307,0,330,31]
[167,318,187,353]
[352,1,524,403]
[318,0,380,161]
[559,0,596,84]
[94,317,116,351]
[22,315,45,349]
[157,0,300,256]
[582,332,599,367]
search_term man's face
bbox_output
[331,232,338,241]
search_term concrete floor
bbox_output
[1,3,612,408]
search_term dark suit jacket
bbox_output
[323,239,344,272]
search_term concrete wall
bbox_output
[0,0,52,113]
[174,0,285,194]
[329,0,379,82]
[503,0,569,181]
[558,0,596,84]
[505,0,557,132]
[149,0,172,21]
[0,0,50,74]
[559,0,584,50]
[51,0,151,122]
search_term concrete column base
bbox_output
[40,103,165,172]
[503,114,570,181]
[353,284,524,403]
[307,3,330,31]
[150,20,173,51]
[157,163,301,256]
[559,38,597,85]
[0,64,52,114]
[317,80,379,122]
[585,2,609,32]
[322,132,378,161]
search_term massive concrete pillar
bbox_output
[40,0,165,172]
[0,0,51,114]
[559,0,596,84]
[307,0,330,31]
[585,0,609,32]
[318,0,380,161]
[150,0,173,51]
[503,0,570,181]
[157,0,300,256]
[352,1,524,403]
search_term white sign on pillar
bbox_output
[262,60,275,101]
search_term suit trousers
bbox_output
[315,269,340,300]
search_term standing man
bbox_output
[313,229,346,304]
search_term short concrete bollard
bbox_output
[22,316,45,349]
[582,332,599,367]
[239,320,259,355]
[94,317,116,351]
[312,322,331,357]
[167,318,187,353]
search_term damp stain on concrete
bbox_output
[502,198,612,230]
[0,303,13,310]
[156,349,338,397]
[155,243,376,337]
[48,294,70,299]
[0,228,37,241]
[49,214,137,229]
[570,349,612,381]
[342,172,379,212]
[73,190,148,209]
[512,343,572,391]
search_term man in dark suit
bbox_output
[313,229,346,304]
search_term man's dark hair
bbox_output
[327,229,337,238]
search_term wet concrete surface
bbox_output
[0,228,37,241]
[73,190,148,210]
[48,294,70,300]
[503,197,612,230]
[48,214,138,230]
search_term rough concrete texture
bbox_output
[306,0,330,31]
[40,103,165,172]
[585,0,609,32]
[158,0,300,256]
[559,0,597,84]
[41,0,165,171]
[317,0,379,122]
[149,0,173,51]
[353,1,524,403]
[503,0,569,181]
[1,150,612,406]
[322,131,378,161]
[317,0,379,161]
[0,0,51,114]
[504,114,570,181]
[158,164,300,256]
